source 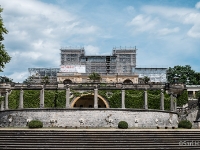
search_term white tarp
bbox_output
[139,73,167,82]
[60,65,86,73]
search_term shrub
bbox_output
[28,120,43,128]
[178,120,192,129]
[118,121,128,129]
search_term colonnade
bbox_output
[0,88,177,112]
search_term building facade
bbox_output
[28,47,138,84]
[60,47,136,74]
[27,46,167,84]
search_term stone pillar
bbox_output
[66,86,70,108]
[193,91,196,98]
[94,87,98,109]
[1,101,4,111]
[40,87,44,108]
[174,100,177,112]
[160,89,164,110]
[144,89,148,109]
[19,89,24,109]
[170,93,174,111]
[5,91,8,110]
[121,89,125,109]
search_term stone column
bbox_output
[160,89,164,110]
[121,89,125,109]
[5,91,8,110]
[40,87,44,108]
[19,89,24,109]
[94,87,98,109]
[66,85,70,108]
[170,93,174,111]
[174,100,177,112]
[144,89,148,109]
[193,91,196,98]
[1,101,4,111]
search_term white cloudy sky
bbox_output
[1,0,200,82]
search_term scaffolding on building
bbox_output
[134,68,167,83]
[59,46,137,75]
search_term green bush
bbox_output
[28,120,43,128]
[178,120,192,129]
[118,121,128,129]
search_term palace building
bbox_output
[28,47,167,84]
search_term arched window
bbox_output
[123,79,133,84]
[63,79,72,84]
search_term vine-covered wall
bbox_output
[98,90,171,110]
[6,89,187,110]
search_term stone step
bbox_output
[0,130,200,149]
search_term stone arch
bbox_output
[70,94,109,108]
[123,79,133,84]
[63,79,72,84]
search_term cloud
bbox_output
[195,1,200,9]
[187,24,200,38]
[157,27,179,35]
[139,5,200,38]
[127,14,159,32]
[142,5,194,19]
[8,72,29,83]
[0,0,99,82]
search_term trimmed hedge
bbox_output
[178,120,192,129]
[118,121,128,129]
[28,120,43,128]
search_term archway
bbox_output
[71,94,109,108]
[123,79,133,84]
[63,79,72,84]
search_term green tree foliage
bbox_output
[143,76,150,84]
[177,90,188,107]
[88,72,101,82]
[194,73,200,85]
[0,7,11,72]
[42,76,50,84]
[167,65,197,85]
[0,76,13,83]
[196,91,200,99]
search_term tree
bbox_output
[88,72,101,82]
[143,76,150,84]
[167,65,197,85]
[0,7,11,72]
[0,76,13,83]
[42,76,50,84]
[194,72,200,85]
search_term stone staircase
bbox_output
[0,129,200,149]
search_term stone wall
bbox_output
[0,109,178,128]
